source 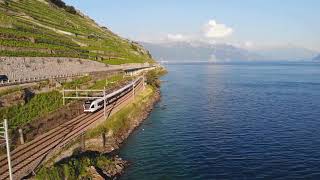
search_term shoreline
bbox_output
[35,78,163,179]
[85,88,161,178]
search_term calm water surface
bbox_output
[120,63,320,179]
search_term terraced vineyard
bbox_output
[0,0,154,64]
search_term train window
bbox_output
[91,105,95,109]
[84,104,91,109]
[0,75,8,81]
[98,101,104,106]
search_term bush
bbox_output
[146,70,161,89]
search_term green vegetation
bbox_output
[62,73,127,90]
[87,86,154,137]
[102,58,147,65]
[0,91,62,128]
[0,0,155,64]
[0,86,22,97]
[62,75,91,89]
[36,153,114,180]
[146,68,167,89]
[89,74,127,90]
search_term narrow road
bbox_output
[0,79,143,180]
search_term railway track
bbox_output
[0,80,144,180]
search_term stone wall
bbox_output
[0,57,111,80]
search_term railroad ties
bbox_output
[0,79,144,180]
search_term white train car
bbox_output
[83,77,142,113]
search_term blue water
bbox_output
[120,62,320,179]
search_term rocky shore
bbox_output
[86,155,128,179]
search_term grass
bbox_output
[0,86,22,97]
[145,67,167,89]
[0,91,62,128]
[89,74,127,90]
[0,0,155,65]
[62,75,91,89]
[102,57,147,65]
[62,73,126,90]
[86,86,154,138]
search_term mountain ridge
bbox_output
[141,41,262,62]
[141,41,318,62]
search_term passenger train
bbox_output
[83,77,142,113]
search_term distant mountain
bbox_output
[313,54,320,61]
[141,42,261,62]
[141,42,318,62]
[254,46,318,61]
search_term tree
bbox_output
[49,0,66,8]
[65,6,77,14]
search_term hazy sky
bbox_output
[64,0,320,51]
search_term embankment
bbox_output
[35,68,165,179]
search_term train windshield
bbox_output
[84,100,93,109]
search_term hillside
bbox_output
[0,0,154,65]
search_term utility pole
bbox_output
[132,79,135,99]
[143,76,145,91]
[18,128,24,145]
[104,86,106,118]
[62,88,65,105]
[1,119,13,180]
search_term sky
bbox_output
[64,0,320,51]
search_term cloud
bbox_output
[143,19,233,43]
[203,20,233,38]
[244,41,254,48]
[166,33,189,42]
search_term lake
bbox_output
[120,62,320,179]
